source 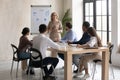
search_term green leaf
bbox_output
[61,9,72,37]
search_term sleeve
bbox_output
[67,31,75,41]
[61,31,76,42]
[25,37,33,46]
[86,37,97,47]
[47,37,60,50]
[72,33,90,44]
[72,41,80,44]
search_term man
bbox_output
[68,21,90,44]
[58,22,77,60]
[32,24,61,78]
[61,22,77,43]
[68,21,90,73]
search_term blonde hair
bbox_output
[51,12,59,21]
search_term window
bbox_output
[83,0,111,45]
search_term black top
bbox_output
[72,32,90,44]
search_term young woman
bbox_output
[18,27,33,73]
[75,27,102,79]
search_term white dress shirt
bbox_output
[32,34,60,59]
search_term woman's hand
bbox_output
[54,38,60,42]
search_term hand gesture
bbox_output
[54,38,59,42]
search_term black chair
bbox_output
[10,44,30,77]
[28,48,56,80]
[92,44,115,79]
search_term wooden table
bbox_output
[48,45,109,80]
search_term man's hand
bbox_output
[67,40,72,44]
[54,38,60,42]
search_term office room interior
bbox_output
[0,0,120,80]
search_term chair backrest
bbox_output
[29,48,42,61]
[11,44,19,61]
[109,44,114,64]
[29,48,43,68]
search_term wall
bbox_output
[111,0,120,66]
[0,0,31,60]
[72,0,83,39]
[118,0,120,44]
[0,0,63,60]
[63,0,72,13]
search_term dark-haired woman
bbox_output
[18,27,33,73]
[74,27,102,79]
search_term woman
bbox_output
[18,27,32,72]
[48,12,63,57]
[75,27,102,79]
[48,12,63,42]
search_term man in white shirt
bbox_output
[32,24,60,77]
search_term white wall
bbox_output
[111,0,120,66]
[72,0,83,39]
[63,0,72,13]
[118,0,120,44]
[0,0,63,60]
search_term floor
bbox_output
[0,58,120,80]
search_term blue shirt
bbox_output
[72,32,90,44]
[61,30,77,42]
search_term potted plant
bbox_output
[61,9,72,37]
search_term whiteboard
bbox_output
[31,5,51,34]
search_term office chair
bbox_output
[10,44,29,77]
[92,44,115,79]
[28,48,56,80]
